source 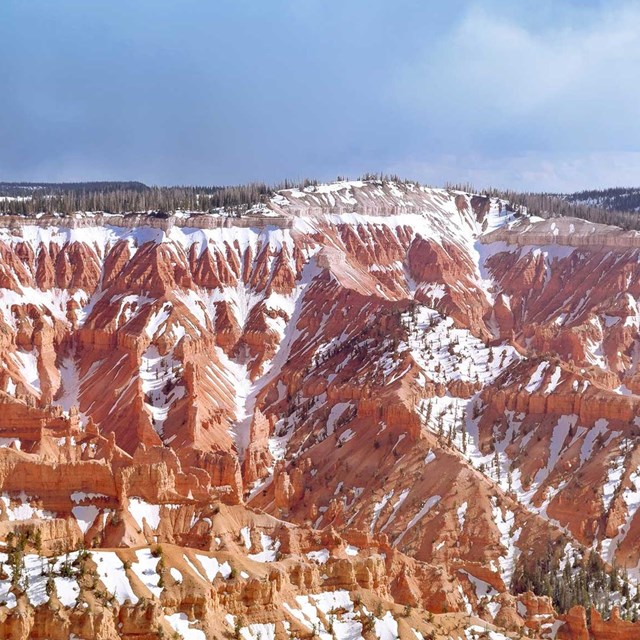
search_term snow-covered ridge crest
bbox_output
[483,215,640,249]
[0,180,514,238]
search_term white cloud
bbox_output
[449,3,640,112]
[391,0,640,169]
[2,0,638,193]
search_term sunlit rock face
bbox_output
[1,180,640,638]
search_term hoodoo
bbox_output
[1,180,640,638]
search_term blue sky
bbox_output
[1,0,639,191]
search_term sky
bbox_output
[1,0,639,192]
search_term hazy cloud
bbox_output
[0,0,638,191]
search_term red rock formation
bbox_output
[2,182,640,638]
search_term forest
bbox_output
[486,188,640,231]
[0,180,317,217]
[1,177,640,230]
[511,537,640,622]
[563,187,640,213]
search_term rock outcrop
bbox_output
[2,180,640,638]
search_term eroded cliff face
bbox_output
[1,181,640,639]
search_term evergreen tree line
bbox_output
[0,173,439,217]
[0,181,148,196]
[511,537,640,622]
[563,187,640,213]
[0,179,319,217]
[483,188,640,231]
[2,176,640,231]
